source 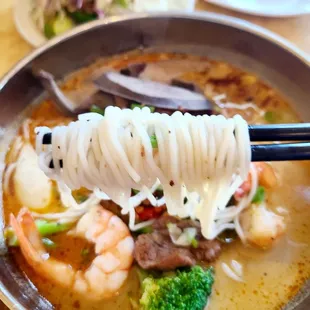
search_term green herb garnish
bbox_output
[90,105,105,115]
[5,220,72,247]
[252,186,265,204]
[130,103,155,113]
[73,193,88,203]
[136,226,153,235]
[150,134,158,148]
[264,111,276,123]
[81,248,90,257]
[191,238,199,248]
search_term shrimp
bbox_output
[10,206,135,300]
[234,162,278,200]
[240,204,286,249]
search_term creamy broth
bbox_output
[3,52,310,310]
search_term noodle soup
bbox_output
[3,52,310,310]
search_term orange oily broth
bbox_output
[2,52,310,309]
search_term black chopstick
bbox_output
[252,143,310,161]
[42,124,310,145]
[41,123,310,164]
[249,123,310,141]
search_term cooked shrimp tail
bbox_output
[10,206,135,300]
[10,208,46,263]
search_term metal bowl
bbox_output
[0,12,309,310]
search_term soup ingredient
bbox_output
[90,105,105,115]
[5,218,72,246]
[94,71,211,111]
[130,103,155,113]
[134,216,222,270]
[42,237,57,249]
[255,162,277,188]
[10,206,134,300]
[35,106,250,240]
[221,260,244,282]
[167,223,197,247]
[251,186,265,204]
[139,266,214,310]
[234,162,277,200]
[14,144,52,210]
[240,204,286,249]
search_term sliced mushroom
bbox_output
[94,71,213,111]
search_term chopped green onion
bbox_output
[132,189,140,195]
[35,220,72,236]
[150,134,158,148]
[156,184,163,192]
[191,238,199,248]
[136,226,153,235]
[42,238,57,249]
[90,105,105,115]
[264,111,276,123]
[81,248,90,258]
[73,193,88,203]
[5,220,72,247]
[130,103,155,113]
[252,186,265,204]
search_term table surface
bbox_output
[0,0,309,309]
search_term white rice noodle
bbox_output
[32,191,101,224]
[213,94,264,117]
[35,107,251,239]
[214,164,258,241]
[276,206,289,215]
[231,259,243,277]
[222,262,244,283]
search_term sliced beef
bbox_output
[152,214,200,231]
[134,215,222,271]
[191,239,222,262]
[134,232,195,270]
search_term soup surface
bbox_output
[3,51,310,310]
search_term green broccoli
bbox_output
[140,266,214,310]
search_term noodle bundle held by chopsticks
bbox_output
[35,106,251,239]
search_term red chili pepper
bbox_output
[136,206,165,221]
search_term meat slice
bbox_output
[134,232,195,270]
[152,215,200,231]
[191,239,222,262]
[134,216,223,270]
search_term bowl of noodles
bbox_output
[0,12,310,310]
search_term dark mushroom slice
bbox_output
[94,71,213,112]
[120,63,146,77]
[125,59,210,83]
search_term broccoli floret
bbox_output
[140,266,214,310]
